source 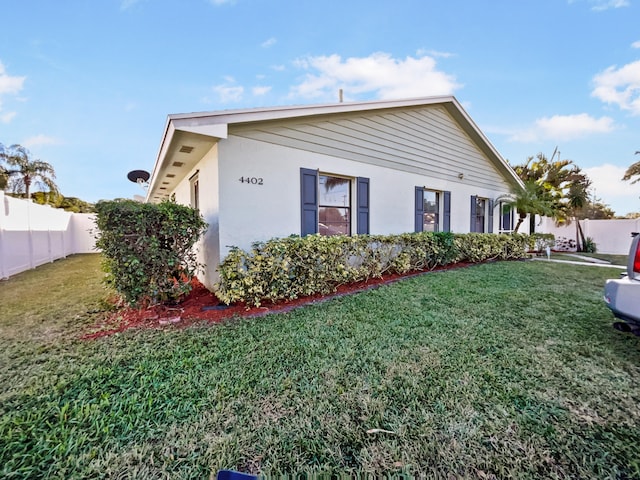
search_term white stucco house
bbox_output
[146,96,526,289]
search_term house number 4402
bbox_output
[238,176,264,185]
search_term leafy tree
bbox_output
[622,152,640,184]
[496,179,554,233]
[587,200,615,219]
[31,191,95,213]
[558,166,591,251]
[0,144,58,199]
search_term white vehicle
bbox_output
[604,233,640,335]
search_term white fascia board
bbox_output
[168,96,456,126]
[146,119,175,202]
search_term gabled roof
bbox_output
[146,96,522,201]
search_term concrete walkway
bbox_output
[559,253,613,264]
[531,257,627,269]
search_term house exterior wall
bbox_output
[171,144,221,289]
[166,104,520,289]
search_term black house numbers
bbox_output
[238,176,264,185]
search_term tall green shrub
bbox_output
[95,200,208,307]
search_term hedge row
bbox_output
[215,232,540,307]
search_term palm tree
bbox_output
[559,167,591,251]
[622,151,640,184]
[496,179,554,233]
[512,153,577,232]
[0,144,58,199]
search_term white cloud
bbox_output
[586,0,630,10]
[591,60,640,115]
[416,48,455,58]
[1,111,16,123]
[290,52,461,101]
[211,78,244,103]
[0,61,26,95]
[261,37,276,48]
[271,64,286,72]
[508,113,615,142]
[252,86,271,96]
[569,0,630,10]
[632,40,640,49]
[0,61,26,124]
[584,163,640,214]
[22,134,62,148]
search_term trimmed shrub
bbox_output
[527,233,556,252]
[95,199,208,307]
[215,232,531,307]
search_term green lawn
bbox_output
[1,254,639,479]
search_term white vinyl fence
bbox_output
[0,191,97,279]
[539,217,640,255]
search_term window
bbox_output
[423,190,440,232]
[470,195,494,233]
[415,187,450,233]
[190,172,199,210]
[300,168,369,236]
[499,202,514,233]
[319,174,351,236]
[474,197,486,233]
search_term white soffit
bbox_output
[175,123,228,139]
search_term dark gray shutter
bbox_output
[356,177,370,235]
[415,187,424,232]
[443,191,451,232]
[470,195,477,232]
[488,199,494,233]
[300,168,318,236]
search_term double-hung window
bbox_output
[498,202,514,233]
[189,171,200,210]
[300,168,369,236]
[470,195,494,233]
[415,187,450,232]
[318,174,351,236]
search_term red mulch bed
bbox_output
[81,261,477,340]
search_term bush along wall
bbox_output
[215,232,537,307]
[94,199,208,307]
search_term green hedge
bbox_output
[215,232,535,307]
[95,200,208,307]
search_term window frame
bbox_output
[422,189,440,232]
[318,173,352,237]
[498,201,514,233]
[300,168,370,237]
[189,171,200,210]
[415,187,451,233]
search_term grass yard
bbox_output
[1,254,639,479]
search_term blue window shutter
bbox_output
[470,195,477,232]
[415,187,424,232]
[443,191,451,232]
[488,199,494,233]
[300,168,318,236]
[356,177,370,234]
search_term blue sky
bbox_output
[1,0,640,215]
